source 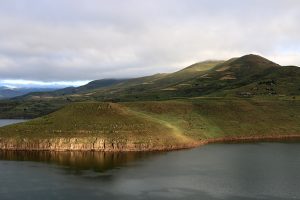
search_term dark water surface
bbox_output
[0,120,300,200]
[0,143,300,200]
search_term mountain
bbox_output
[0,87,57,99]
[17,60,224,101]
[1,54,299,118]
[37,79,128,96]
[80,54,299,100]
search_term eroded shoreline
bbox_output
[1,134,300,152]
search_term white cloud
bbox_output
[0,79,89,88]
[0,0,299,84]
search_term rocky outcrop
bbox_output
[0,137,199,152]
[1,135,300,152]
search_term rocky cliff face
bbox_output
[0,137,198,152]
[1,135,300,152]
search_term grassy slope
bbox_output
[1,98,299,148]
[0,61,223,119]
[90,55,299,101]
[0,102,193,147]
[87,60,223,101]
[126,98,300,140]
[224,65,300,97]
[1,55,300,119]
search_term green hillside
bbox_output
[1,98,299,151]
[0,54,300,119]
[126,98,300,139]
[0,102,194,147]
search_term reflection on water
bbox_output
[0,119,159,174]
[0,150,158,173]
[1,143,300,200]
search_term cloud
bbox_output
[0,79,89,88]
[0,0,299,83]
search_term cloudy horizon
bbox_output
[0,0,299,88]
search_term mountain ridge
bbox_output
[1,54,299,119]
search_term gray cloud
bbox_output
[0,0,299,82]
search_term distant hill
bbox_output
[1,54,300,118]
[42,79,128,96]
[0,87,57,99]
[77,54,299,100]
[16,60,224,101]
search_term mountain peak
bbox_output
[240,54,265,59]
[209,54,282,80]
[233,54,280,67]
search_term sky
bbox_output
[0,0,299,88]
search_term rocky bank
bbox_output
[1,135,300,152]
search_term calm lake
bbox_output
[0,119,27,127]
[0,120,300,200]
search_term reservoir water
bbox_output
[0,120,300,200]
[0,119,27,127]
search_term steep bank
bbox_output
[0,137,199,151]
[0,99,300,151]
[1,135,300,152]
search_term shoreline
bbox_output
[1,134,300,152]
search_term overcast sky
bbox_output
[0,0,299,87]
